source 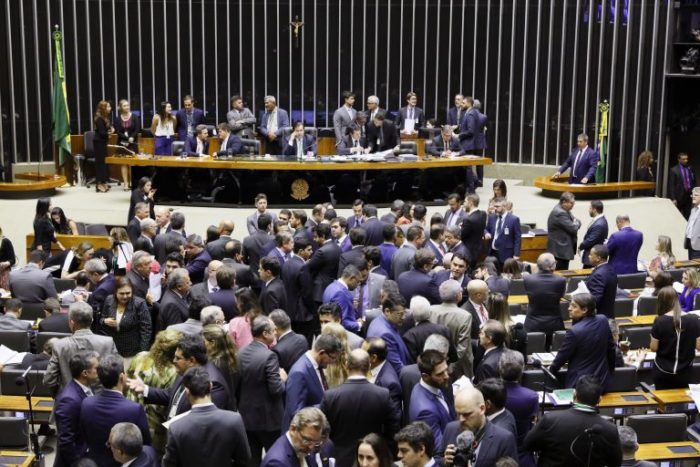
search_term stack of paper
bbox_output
[0,344,25,365]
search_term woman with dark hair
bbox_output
[487,179,508,213]
[396,202,414,225]
[651,286,700,389]
[548,293,616,389]
[636,150,655,196]
[100,276,152,357]
[501,258,525,280]
[0,226,15,290]
[353,433,394,467]
[488,292,527,357]
[228,287,264,348]
[50,207,79,235]
[32,198,64,253]
[127,176,156,222]
[202,324,239,410]
[151,101,175,155]
[205,225,220,244]
[93,100,114,193]
[113,99,142,190]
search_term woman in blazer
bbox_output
[101,276,152,357]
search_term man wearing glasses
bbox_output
[262,407,330,467]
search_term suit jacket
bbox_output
[523,407,622,467]
[167,318,203,336]
[209,288,239,321]
[88,274,117,318]
[321,378,400,467]
[395,106,425,131]
[579,216,609,266]
[461,209,487,267]
[585,262,618,319]
[333,106,357,143]
[446,106,462,126]
[283,354,326,430]
[549,314,616,389]
[443,207,466,229]
[337,134,367,154]
[216,134,243,156]
[390,243,417,280]
[175,108,205,141]
[205,234,233,261]
[238,340,286,431]
[259,108,291,140]
[474,109,488,150]
[441,420,518,467]
[81,390,151,467]
[400,364,454,425]
[458,107,480,152]
[307,240,342,302]
[362,217,387,246]
[9,263,57,304]
[368,271,385,309]
[127,216,142,245]
[127,269,150,301]
[222,259,258,289]
[558,146,600,183]
[409,383,455,450]
[101,295,152,357]
[163,403,250,467]
[367,314,412,376]
[379,242,398,277]
[668,163,696,204]
[261,433,320,467]
[128,446,160,467]
[157,289,190,331]
[273,331,309,372]
[281,256,315,323]
[337,235,352,253]
[43,329,117,392]
[546,204,581,260]
[398,269,440,305]
[486,213,522,264]
[184,135,209,156]
[260,277,288,315]
[402,320,453,363]
[146,362,231,415]
[153,230,187,264]
[425,240,446,266]
[523,272,566,334]
[337,246,366,276]
[283,134,317,156]
[428,135,461,157]
[475,346,506,384]
[242,230,274,272]
[0,314,34,350]
[54,380,89,467]
[504,381,539,465]
[607,226,643,274]
[374,362,403,421]
[688,206,700,250]
[322,279,358,333]
[186,249,212,284]
[367,121,399,152]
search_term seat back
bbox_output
[0,331,30,352]
[509,303,524,316]
[240,138,261,156]
[613,299,634,318]
[621,326,652,350]
[694,293,700,311]
[171,141,185,157]
[606,366,637,392]
[526,332,546,354]
[509,279,526,295]
[559,301,570,321]
[85,223,109,236]
[637,296,658,316]
[74,222,87,235]
[669,268,686,282]
[566,277,584,293]
[36,332,70,352]
[83,131,96,159]
[398,141,418,155]
[617,272,647,289]
[53,278,76,293]
[0,417,29,449]
[521,370,546,391]
[424,140,435,154]
[0,368,52,397]
[551,331,567,351]
[19,302,44,321]
[627,413,688,443]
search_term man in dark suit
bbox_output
[222,239,258,289]
[579,200,608,268]
[485,198,522,266]
[442,387,518,467]
[9,250,57,304]
[337,227,367,275]
[474,320,507,384]
[127,202,150,245]
[259,257,287,315]
[457,96,479,175]
[553,133,600,184]
[266,231,294,268]
[213,122,243,157]
[175,95,204,141]
[396,91,425,135]
[361,205,387,246]
[259,95,290,155]
[54,350,98,467]
[668,152,695,219]
[338,124,368,155]
[80,355,151,467]
[523,253,566,344]
[607,214,644,274]
[397,249,441,305]
[283,334,343,430]
[270,309,308,372]
[283,121,317,157]
[127,334,231,417]
[184,124,210,156]
[242,213,274,272]
[404,298,453,363]
[184,234,212,284]
[85,259,116,323]
[153,211,187,264]
[461,193,487,270]
[108,422,160,467]
[546,192,582,270]
[156,268,191,331]
[446,94,464,127]
[364,337,403,419]
[238,316,287,465]
[205,219,235,260]
[262,407,329,467]
[585,244,618,319]
[367,112,399,153]
[427,126,462,157]
[307,224,341,308]
[523,375,622,466]
[367,295,413,376]
[461,279,490,341]
[434,252,470,301]
[425,224,447,266]
[320,349,400,466]
[476,378,518,439]
[322,265,362,334]
[126,250,153,303]
[443,194,466,229]
[281,238,316,343]
[208,266,239,321]
[162,367,250,467]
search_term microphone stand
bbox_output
[536,382,555,420]
[585,431,595,467]
[20,370,43,464]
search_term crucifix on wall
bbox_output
[290,15,304,49]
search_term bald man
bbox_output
[441,388,517,467]
[206,220,236,261]
[460,279,490,340]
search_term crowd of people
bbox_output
[0,172,699,466]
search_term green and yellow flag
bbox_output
[596,100,609,183]
[52,28,71,165]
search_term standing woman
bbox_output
[100,276,152,358]
[651,286,700,389]
[151,101,175,155]
[114,99,141,190]
[202,324,240,411]
[93,100,114,193]
[0,226,16,290]
[636,150,656,196]
[31,198,64,253]
[127,176,156,223]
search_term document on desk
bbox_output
[0,344,23,365]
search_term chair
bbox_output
[74,222,87,235]
[559,301,570,321]
[82,131,121,188]
[694,293,700,311]
[617,272,647,290]
[53,278,76,293]
[0,331,30,352]
[281,126,318,141]
[566,277,584,293]
[520,224,531,234]
[19,302,44,321]
[36,332,70,352]
[613,299,634,318]
[85,223,109,236]
[521,370,546,391]
[0,417,29,449]
[606,366,637,392]
[669,268,686,282]
[509,279,526,295]
[0,368,52,397]
[637,296,658,316]
[398,141,418,155]
[171,141,185,157]
[424,140,435,155]
[551,331,567,351]
[509,303,524,316]
[526,332,546,354]
[239,138,261,156]
[622,326,652,350]
[627,413,688,443]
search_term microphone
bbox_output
[453,430,476,467]
[15,365,32,386]
[531,359,559,385]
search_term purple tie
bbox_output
[683,166,691,191]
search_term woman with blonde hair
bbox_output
[487,292,527,357]
[679,268,700,312]
[59,241,95,280]
[202,324,239,410]
[320,322,351,388]
[127,329,183,454]
[109,227,134,273]
[648,235,676,274]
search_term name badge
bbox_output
[504,228,510,235]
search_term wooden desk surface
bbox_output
[598,391,657,408]
[509,295,530,305]
[534,175,657,193]
[25,233,113,262]
[555,268,593,277]
[616,315,656,327]
[0,450,35,467]
[636,442,700,461]
[650,388,693,405]
[0,395,54,413]
[106,155,492,171]
[676,259,700,268]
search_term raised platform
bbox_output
[0,173,66,198]
[534,175,656,198]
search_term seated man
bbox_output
[338,123,369,155]
[427,125,461,158]
[0,299,35,351]
[283,121,317,157]
[213,122,242,157]
[185,124,210,157]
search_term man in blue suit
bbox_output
[259,95,290,155]
[184,124,210,157]
[367,295,413,375]
[585,244,618,319]
[553,133,600,184]
[108,422,160,467]
[262,407,330,467]
[80,355,151,467]
[283,121,317,157]
[395,422,441,467]
[579,200,608,268]
[397,249,441,305]
[446,94,464,127]
[485,198,521,266]
[213,122,243,157]
[322,264,362,334]
[607,214,644,274]
[175,95,205,141]
[282,334,343,431]
[457,97,479,192]
[409,349,456,450]
[54,350,99,467]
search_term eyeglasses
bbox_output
[299,432,323,447]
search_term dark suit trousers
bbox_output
[247,430,278,467]
[554,258,570,270]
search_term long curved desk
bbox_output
[534,175,656,198]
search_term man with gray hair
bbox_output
[157,268,192,331]
[128,250,155,304]
[154,205,171,234]
[259,95,290,155]
[403,296,452,362]
[618,426,656,467]
[184,234,212,284]
[606,214,644,274]
[44,302,117,392]
[270,309,309,373]
[108,422,159,466]
[85,258,115,324]
[365,95,383,122]
[127,202,150,244]
[524,252,566,345]
[134,218,157,254]
[263,407,329,466]
[431,279,473,378]
[200,305,226,327]
[153,210,187,264]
